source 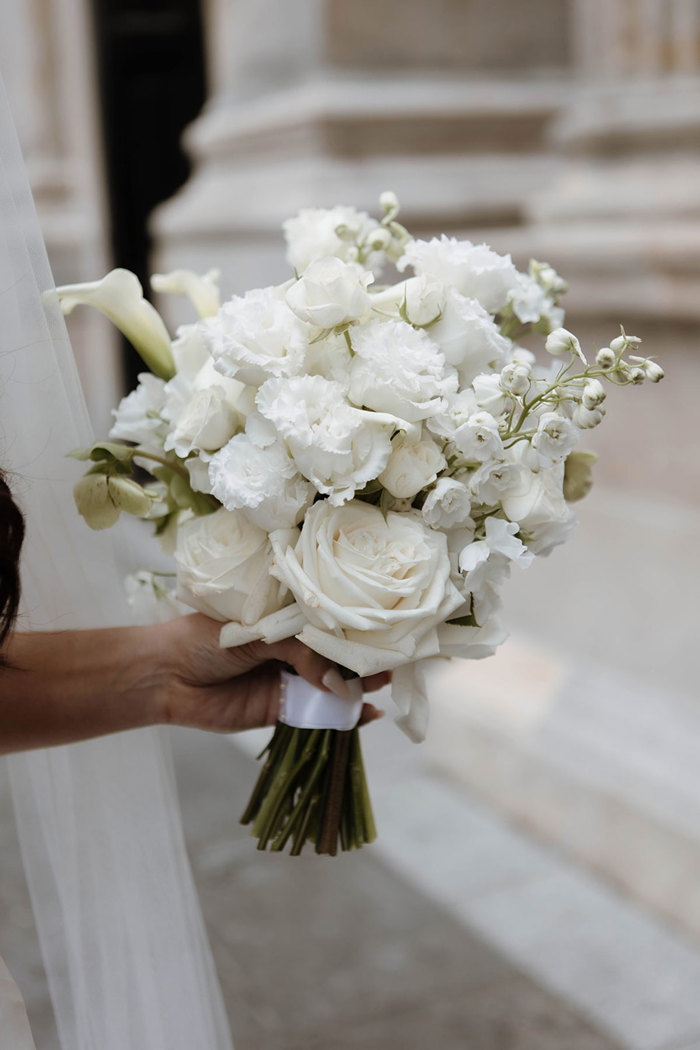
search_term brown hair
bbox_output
[0,473,24,651]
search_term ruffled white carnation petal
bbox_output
[398,236,518,313]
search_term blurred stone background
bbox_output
[1,1,700,1048]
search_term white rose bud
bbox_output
[595,347,616,369]
[379,434,446,499]
[545,327,585,362]
[286,257,373,328]
[499,362,531,397]
[573,404,605,429]
[582,379,606,409]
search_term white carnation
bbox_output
[256,375,393,504]
[203,285,308,387]
[349,319,457,422]
[304,332,353,389]
[286,257,373,328]
[283,205,383,275]
[208,432,314,531]
[429,290,510,385]
[398,236,518,313]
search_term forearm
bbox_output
[0,626,169,753]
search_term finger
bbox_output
[358,702,385,726]
[360,670,392,694]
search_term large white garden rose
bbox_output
[398,236,518,313]
[175,507,295,624]
[349,319,457,422]
[203,285,308,387]
[269,499,464,676]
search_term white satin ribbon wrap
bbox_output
[279,671,363,731]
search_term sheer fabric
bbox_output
[0,75,233,1050]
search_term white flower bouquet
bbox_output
[60,193,662,855]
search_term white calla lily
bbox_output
[151,268,221,318]
[55,268,175,379]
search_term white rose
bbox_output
[256,375,393,504]
[370,275,445,326]
[378,433,446,499]
[422,477,474,530]
[500,462,577,556]
[208,432,315,531]
[203,285,308,386]
[429,290,510,385]
[175,507,295,624]
[286,257,373,328]
[283,205,383,275]
[270,499,464,676]
[349,319,457,423]
[530,411,579,467]
[109,373,167,452]
[398,236,518,313]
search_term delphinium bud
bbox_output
[499,362,531,396]
[573,404,605,429]
[545,327,586,364]
[610,331,642,353]
[582,379,606,409]
[630,356,664,383]
[595,347,616,369]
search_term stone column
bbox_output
[503,0,700,325]
[1,0,121,431]
[151,0,572,301]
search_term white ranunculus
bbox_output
[349,319,457,422]
[175,507,295,624]
[453,411,504,462]
[398,236,518,313]
[500,461,577,556]
[208,432,315,531]
[378,433,446,499]
[203,285,308,387]
[283,205,383,275]
[109,372,167,452]
[429,290,510,385]
[270,500,464,676]
[422,477,474,530]
[286,257,373,328]
[530,411,579,467]
[256,375,393,504]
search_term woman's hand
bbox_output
[156,614,389,734]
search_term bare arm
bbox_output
[0,614,387,755]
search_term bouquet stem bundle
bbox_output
[240,723,377,855]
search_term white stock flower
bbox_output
[349,319,457,422]
[398,236,518,313]
[286,257,373,328]
[256,375,393,504]
[378,432,446,499]
[203,285,308,386]
[429,290,510,385]
[500,461,577,556]
[109,372,167,452]
[208,432,314,531]
[453,411,504,462]
[175,507,294,624]
[530,411,579,467]
[55,268,175,379]
[283,205,383,275]
[422,477,474,530]
[270,499,463,676]
[151,268,221,318]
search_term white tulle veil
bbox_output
[0,74,233,1050]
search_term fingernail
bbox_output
[322,667,350,698]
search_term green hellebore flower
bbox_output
[563,450,597,503]
[74,474,152,530]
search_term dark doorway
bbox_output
[91,0,207,389]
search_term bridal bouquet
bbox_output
[59,193,662,855]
